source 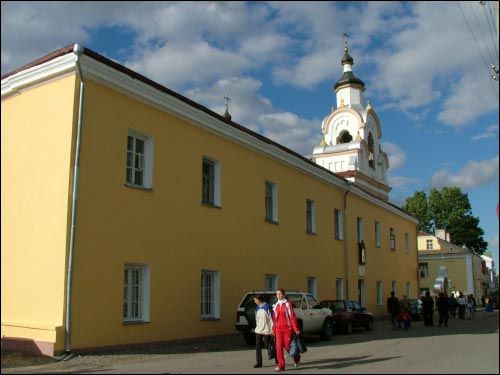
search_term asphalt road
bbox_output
[3,311,498,374]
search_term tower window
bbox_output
[368,132,375,169]
[337,131,353,144]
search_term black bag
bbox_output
[267,336,276,360]
[296,333,307,354]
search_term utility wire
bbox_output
[468,1,497,66]
[482,1,499,59]
[457,1,498,98]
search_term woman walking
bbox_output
[253,294,274,368]
[272,289,301,372]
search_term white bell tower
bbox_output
[311,33,391,201]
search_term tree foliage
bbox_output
[402,186,488,254]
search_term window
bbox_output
[202,157,221,206]
[336,278,343,300]
[334,209,343,240]
[265,274,278,291]
[306,294,319,308]
[201,270,220,319]
[307,277,317,298]
[126,132,153,189]
[406,282,411,298]
[357,217,364,243]
[391,280,396,295]
[418,263,428,278]
[404,232,409,252]
[306,199,316,234]
[426,239,434,250]
[265,181,278,223]
[375,221,381,247]
[123,264,150,322]
[390,228,396,251]
[376,281,382,305]
[368,132,375,169]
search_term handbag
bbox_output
[288,334,299,358]
[267,336,276,360]
[296,333,307,354]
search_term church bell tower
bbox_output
[311,33,391,201]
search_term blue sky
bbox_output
[2,1,499,268]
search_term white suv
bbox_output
[235,291,334,345]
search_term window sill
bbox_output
[122,320,151,325]
[306,231,317,236]
[201,317,220,321]
[201,202,222,209]
[334,237,343,241]
[375,245,381,248]
[265,218,279,225]
[125,183,153,192]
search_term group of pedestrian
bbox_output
[252,289,302,372]
[386,291,412,330]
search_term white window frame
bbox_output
[390,228,396,251]
[265,274,278,291]
[265,181,279,223]
[201,270,220,319]
[334,209,343,240]
[419,263,428,278]
[406,282,411,298]
[426,239,434,250]
[336,278,344,300]
[375,221,381,247]
[123,264,150,322]
[391,280,397,295]
[202,157,221,206]
[307,277,318,298]
[357,217,364,243]
[126,130,153,189]
[306,199,316,234]
[376,281,382,305]
[404,232,409,252]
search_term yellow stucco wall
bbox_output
[2,72,417,352]
[65,79,417,349]
[1,74,78,350]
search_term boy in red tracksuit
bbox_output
[272,289,301,372]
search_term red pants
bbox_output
[275,329,300,369]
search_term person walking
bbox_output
[467,294,475,320]
[386,291,400,330]
[448,294,457,318]
[399,295,411,330]
[436,292,449,327]
[422,291,434,327]
[457,292,467,320]
[253,294,273,368]
[272,289,301,372]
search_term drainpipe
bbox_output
[65,43,85,354]
[343,181,351,300]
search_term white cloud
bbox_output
[382,142,406,170]
[388,176,421,188]
[184,76,320,155]
[472,125,499,141]
[489,235,499,249]
[430,155,499,189]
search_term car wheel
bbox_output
[343,321,353,335]
[320,320,334,340]
[365,319,373,331]
[243,332,255,346]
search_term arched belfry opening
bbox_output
[368,132,375,169]
[337,131,353,144]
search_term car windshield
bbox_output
[320,300,344,311]
[239,293,277,308]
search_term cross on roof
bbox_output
[224,91,231,112]
[343,32,349,52]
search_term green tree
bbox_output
[402,186,488,254]
[402,191,432,233]
[428,187,471,230]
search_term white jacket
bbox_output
[255,303,273,335]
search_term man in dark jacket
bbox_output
[436,292,449,327]
[422,291,434,327]
[387,291,400,330]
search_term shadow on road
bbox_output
[296,355,401,371]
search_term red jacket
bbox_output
[272,301,299,333]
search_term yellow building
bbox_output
[1,44,418,356]
[418,231,489,302]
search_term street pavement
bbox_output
[2,310,498,374]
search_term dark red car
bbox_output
[319,300,374,334]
